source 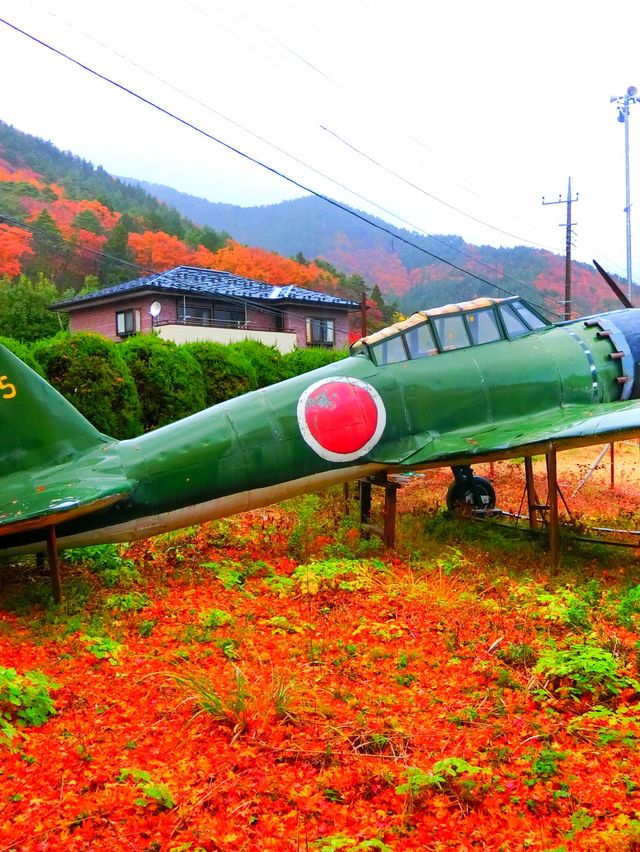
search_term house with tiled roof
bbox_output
[53,266,359,353]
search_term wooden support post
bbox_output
[524,456,539,529]
[610,443,615,490]
[359,479,372,540]
[46,526,62,604]
[343,482,351,514]
[383,477,398,548]
[546,447,560,568]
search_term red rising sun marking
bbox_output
[304,380,378,454]
[297,377,387,462]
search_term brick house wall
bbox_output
[66,296,174,340]
[284,305,351,349]
[65,294,353,348]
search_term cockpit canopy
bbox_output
[350,296,550,366]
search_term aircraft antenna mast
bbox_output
[542,178,579,320]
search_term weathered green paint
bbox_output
[3,298,640,554]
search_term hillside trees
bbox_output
[0,223,33,276]
[184,224,229,254]
[24,209,68,280]
[212,240,337,289]
[97,215,137,286]
[0,274,64,341]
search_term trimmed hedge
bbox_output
[182,341,258,406]
[282,346,347,379]
[119,335,206,431]
[6,332,350,437]
[228,339,288,388]
[32,332,143,438]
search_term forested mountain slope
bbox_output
[0,120,620,320]
[132,178,620,318]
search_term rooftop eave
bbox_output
[51,286,166,312]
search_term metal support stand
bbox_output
[46,526,62,604]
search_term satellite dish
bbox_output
[628,85,638,98]
[149,301,162,318]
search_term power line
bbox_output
[321,125,552,250]
[0,15,560,318]
[9,3,543,301]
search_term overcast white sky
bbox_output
[1,0,640,283]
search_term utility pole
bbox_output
[542,178,578,320]
[610,86,639,300]
[360,291,368,338]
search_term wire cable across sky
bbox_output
[0,13,561,317]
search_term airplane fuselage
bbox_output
[4,297,640,554]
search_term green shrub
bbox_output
[0,667,59,741]
[119,334,206,430]
[32,332,143,438]
[617,584,640,628]
[282,346,347,378]
[396,757,490,802]
[534,643,640,698]
[0,336,44,375]
[228,339,287,387]
[293,558,387,594]
[64,543,140,587]
[117,768,176,809]
[182,341,257,405]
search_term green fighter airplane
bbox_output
[3,294,640,561]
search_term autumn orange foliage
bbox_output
[212,239,337,288]
[0,223,33,276]
[0,160,46,189]
[2,446,640,850]
[128,230,194,271]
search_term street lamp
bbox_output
[610,85,639,300]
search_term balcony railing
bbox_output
[156,317,294,333]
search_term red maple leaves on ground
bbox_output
[2,447,640,850]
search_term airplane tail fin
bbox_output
[0,344,108,478]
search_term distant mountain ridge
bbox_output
[126,178,619,318]
[0,117,619,320]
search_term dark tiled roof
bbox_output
[54,266,359,309]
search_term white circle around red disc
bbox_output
[297,377,386,462]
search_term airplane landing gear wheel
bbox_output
[446,474,496,512]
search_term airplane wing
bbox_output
[371,399,640,468]
[0,463,135,535]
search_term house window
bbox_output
[115,309,140,337]
[177,300,245,327]
[213,306,246,327]
[306,317,335,347]
[177,303,212,325]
